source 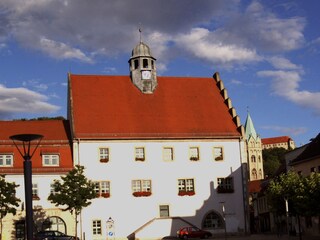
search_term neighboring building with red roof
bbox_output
[261,136,295,150]
[0,120,75,239]
[67,40,249,239]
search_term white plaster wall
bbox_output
[4,174,76,237]
[77,139,246,239]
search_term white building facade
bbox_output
[74,139,247,239]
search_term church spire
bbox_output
[244,112,258,141]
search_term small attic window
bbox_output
[134,59,139,69]
[143,59,148,68]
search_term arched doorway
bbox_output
[202,210,224,229]
[42,216,66,233]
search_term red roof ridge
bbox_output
[262,136,292,144]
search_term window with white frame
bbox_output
[132,180,152,197]
[213,147,223,161]
[159,205,170,218]
[92,220,102,235]
[32,183,39,199]
[217,177,234,193]
[163,147,174,161]
[0,154,13,167]
[94,181,110,198]
[178,179,195,196]
[42,154,59,166]
[189,147,199,161]
[135,147,145,161]
[99,148,109,162]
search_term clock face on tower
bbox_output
[141,70,151,80]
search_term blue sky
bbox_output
[0,0,319,146]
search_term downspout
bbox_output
[76,138,83,240]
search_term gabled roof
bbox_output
[68,74,242,139]
[290,133,320,165]
[262,136,292,145]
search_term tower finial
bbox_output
[139,25,142,43]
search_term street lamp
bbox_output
[284,195,289,237]
[219,201,227,240]
[10,134,43,240]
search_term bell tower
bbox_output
[129,29,157,93]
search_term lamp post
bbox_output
[284,195,289,238]
[219,201,227,240]
[10,134,43,240]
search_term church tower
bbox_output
[129,31,157,94]
[244,113,264,180]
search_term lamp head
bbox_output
[10,134,43,159]
[10,134,43,142]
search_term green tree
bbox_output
[262,148,289,177]
[48,165,96,239]
[267,171,303,214]
[267,171,320,216]
[0,175,20,240]
[267,172,320,237]
[298,173,320,216]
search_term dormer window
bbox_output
[42,154,59,166]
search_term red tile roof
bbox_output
[0,120,71,142]
[261,136,292,145]
[248,180,262,193]
[0,120,73,174]
[68,74,242,139]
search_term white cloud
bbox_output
[257,70,320,115]
[0,85,60,118]
[176,28,261,66]
[22,79,49,91]
[267,56,302,71]
[261,125,307,136]
[243,1,305,51]
[39,37,93,63]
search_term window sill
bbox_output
[133,191,152,197]
[100,159,109,163]
[178,191,195,196]
[32,195,40,200]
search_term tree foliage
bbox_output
[267,171,320,217]
[262,147,289,177]
[0,175,21,240]
[48,165,96,237]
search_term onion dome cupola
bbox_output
[129,38,157,94]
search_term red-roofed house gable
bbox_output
[0,120,73,174]
[68,74,243,139]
